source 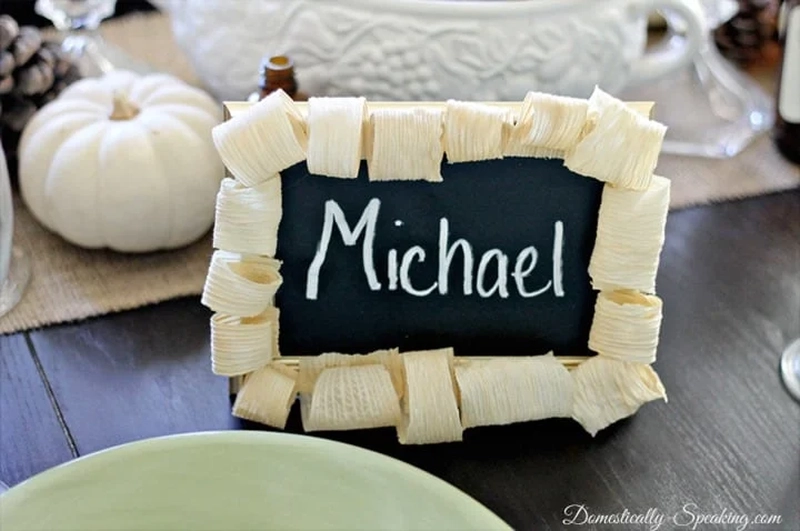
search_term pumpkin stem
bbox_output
[109,92,140,121]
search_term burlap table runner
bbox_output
[1,12,797,334]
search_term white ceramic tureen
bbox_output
[154,0,706,101]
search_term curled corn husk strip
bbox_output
[302,365,402,432]
[564,87,666,190]
[572,356,666,436]
[367,108,444,182]
[232,363,297,429]
[213,177,282,257]
[210,309,279,376]
[296,349,403,397]
[444,100,511,163]
[589,175,671,293]
[505,90,536,146]
[212,89,307,186]
[398,348,463,444]
[589,290,663,363]
[504,93,565,159]
[523,92,589,151]
[455,353,573,428]
[503,105,564,159]
[201,250,282,317]
[306,97,366,179]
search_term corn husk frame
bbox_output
[203,88,671,444]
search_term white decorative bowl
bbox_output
[155,0,706,101]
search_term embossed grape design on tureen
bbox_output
[155,0,705,101]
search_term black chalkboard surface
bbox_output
[275,157,603,357]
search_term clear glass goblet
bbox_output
[622,0,774,158]
[0,149,31,319]
[34,0,152,77]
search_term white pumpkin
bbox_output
[19,70,223,252]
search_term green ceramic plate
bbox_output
[0,431,510,531]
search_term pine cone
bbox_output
[0,15,19,51]
[0,14,83,170]
[714,0,781,67]
[0,16,82,130]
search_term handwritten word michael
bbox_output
[305,198,565,301]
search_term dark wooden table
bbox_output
[1,191,799,530]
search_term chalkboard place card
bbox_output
[203,89,671,443]
[277,156,602,358]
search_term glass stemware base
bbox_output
[621,38,773,158]
[35,0,152,78]
[781,338,800,403]
[0,247,31,318]
[59,31,154,77]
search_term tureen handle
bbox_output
[627,0,707,86]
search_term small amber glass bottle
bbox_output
[248,55,307,102]
[774,0,800,164]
